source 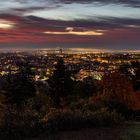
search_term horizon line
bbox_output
[0,48,140,53]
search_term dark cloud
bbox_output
[0,12,139,49]
[58,0,140,8]
[0,13,140,32]
[10,5,61,15]
[5,0,140,11]
[0,0,61,16]
[24,15,140,30]
[0,1,139,49]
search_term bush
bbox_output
[90,98,134,119]
[45,109,83,131]
[85,108,124,126]
[104,100,134,119]
[45,108,124,131]
[69,99,107,113]
[0,105,44,140]
[32,93,52,116]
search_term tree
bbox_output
[48,58,74,107]
[131,61,140,91]
[96,72,140,113]
[73,76,98,98]
[1,61,36,108]
[119,61,140,91]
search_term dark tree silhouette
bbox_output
[120,61,140,91]
[48,58,74,107]
[2,61,36,108]
[131,61,140,91]
[73,76,98,98]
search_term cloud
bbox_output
[0,19,15,29]
[44,27,104,36]
[0,13,139,50]
[58,0,140,8]
[0,0,60,16]
[0,0,140,16]
[0,0,139,49]
[0,14,140,32]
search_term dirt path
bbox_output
[46,126,123,140]
[28,122,140,140]
[30,126,125,140]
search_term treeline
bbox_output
[0,58,139,139]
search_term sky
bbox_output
[0,0,140,51]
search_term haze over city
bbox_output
[0,0,140,51]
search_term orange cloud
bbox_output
[44,27,104,36]
[0,20,15,29]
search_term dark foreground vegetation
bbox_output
[0,58,139,140]
[35,122,140,140]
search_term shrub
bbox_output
[32,93,52,116]
[103,100,134,119]
[0,105,44,140]
[45,108,124,131]
[85,108,124,126]
[45,109,83,131]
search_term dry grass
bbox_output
[27,122,140,140]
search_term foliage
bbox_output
[1,62,36,107]
[120,61,140,91]
[0,58,139,139]
[0,103,44,140]
[96,72,140,110]
[45,108,124,131]
[73,76,98,98]
[0,94,7,123]
[32,93,52,116]
[104,100,133,118]
[48,58,75,107]
[69,99,104,112]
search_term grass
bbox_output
[120,122,140,140]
